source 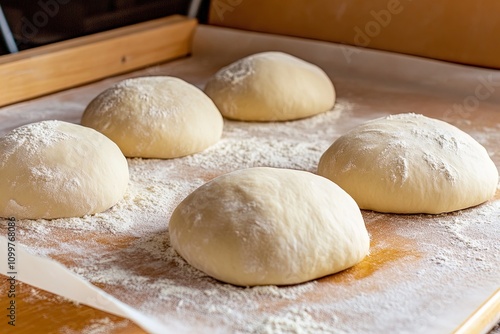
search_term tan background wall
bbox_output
[209,0,500,69]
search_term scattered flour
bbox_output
[60,317,130,334]
[0,107,499,333]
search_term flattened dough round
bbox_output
[0,121,129,219]
[81,76,223,158]
[169,167,369,286]
[318,113,499,214]
[204,52,335,121]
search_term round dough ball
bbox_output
[81,76,223,158]
[204,52,335,121]
[318,113,499,214]
[169,167,369,286]
[0,121,129,220]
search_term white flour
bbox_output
[1,106,499,334]
[214,57,255,85]
[0,121,72,167]
[1,22,500,332]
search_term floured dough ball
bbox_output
[204,52,335,121]
[81,76,223,158]
[169,167,369,286]
[318,113,499,214]
[0,121,129,220]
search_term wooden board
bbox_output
[209,0,500,69]
[0,25,499,334]
[0,15,197,108]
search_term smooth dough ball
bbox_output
[0,121,129,219]
[169,167,369,286]
[81,76,223,158]
[318,113,499,214]
[204,52,336,121]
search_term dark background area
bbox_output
[0,0,210,55]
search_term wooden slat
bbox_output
[0,15,197,107]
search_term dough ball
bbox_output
[81,76,223,158]
[0,121,129,220]
[204,52,335,121]
[318,113,499,214]
[169,167,369,286]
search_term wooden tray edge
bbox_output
[0,15,197,108]
[453,289,500,334]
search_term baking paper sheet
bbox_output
[0,235,180,334]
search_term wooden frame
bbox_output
[453,289,500,334]
[0,15,197,107]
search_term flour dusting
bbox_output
[0,108,499,333]
[0,120,71,167]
